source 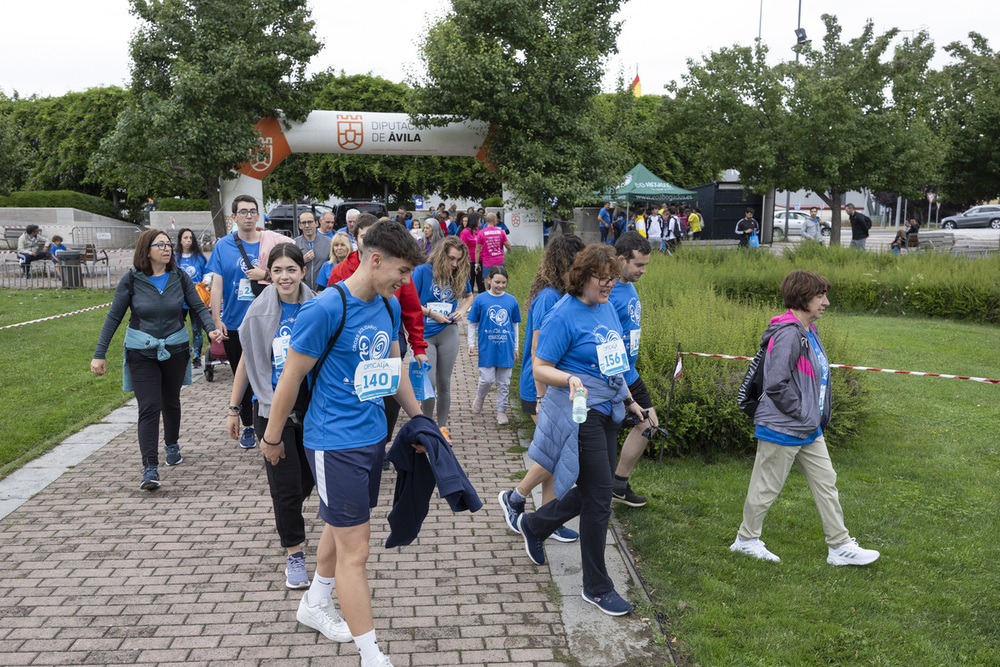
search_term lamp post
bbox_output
[783,1,806,241]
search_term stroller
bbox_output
[203,338,228,382]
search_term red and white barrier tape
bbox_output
[0,302,112,331]
[680,351,1000,385]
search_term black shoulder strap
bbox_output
[310,283,348,394]
[233,233,254,270]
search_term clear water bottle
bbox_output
[572,388,587,423]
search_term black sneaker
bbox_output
[139,466,161,491]
[192,356,202,369]
[165,443,183,466]
[517,513,545,565]
[612,483,647,507]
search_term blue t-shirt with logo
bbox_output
[468,291,521,368]
[518,286,561,402]
[290,283,401,451]
[535,294,626,382]
[608,280,642,385]
[205,234,260,330]
[149,273,169,294]
[271,301,300,389]
[412,262,471,339]
[176,253,206,309]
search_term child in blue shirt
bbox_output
[467,266,521,424]
[49,235,67,279]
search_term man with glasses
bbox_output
[607,231,657,507]
[206,194,292,449]
[294,211,331,289]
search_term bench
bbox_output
[4,227,25,249]
[913,231,955,251]
[685,238,741,249]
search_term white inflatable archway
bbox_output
[221,111,543,247]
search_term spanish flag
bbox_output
[630,73,642,98]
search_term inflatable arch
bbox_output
[221,110,544,247]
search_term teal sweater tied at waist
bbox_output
[122,327,192,391]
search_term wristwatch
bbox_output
[624,396,635,406]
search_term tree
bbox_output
[93,0,321,236]
[0,94,29,196]
[410,0,627,212]
[936,33,1000,204]
[264,71,501,206]
[676,15,940,243]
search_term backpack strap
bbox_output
[309,283,348,397]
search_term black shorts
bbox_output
[520,397,538,416]
[628,376,654,410]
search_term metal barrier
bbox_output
[71,225,141,250]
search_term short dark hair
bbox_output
[361,220,426,267]
[614,231,651,260]
[267,243,306,271]
[487,265,508,281]
[133,229,177,275]
[781,270,832,311]
[26,224,39,235]
[231,194,258,215]
[566,244,621,297]
[355,212,380,234]
[745,208,755,215]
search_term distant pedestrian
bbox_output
[801,207,825,244]
[735,209,760,248]
[467,266,521,425]
[845,204,871,250]
[598,202,612,244]
[474,212,510,278]
[293,211,332,289]
[16,225,51,278]
[688,207,703,240]
[175,228,209,367]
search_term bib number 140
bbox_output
[354,358,401,402]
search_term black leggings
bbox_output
[127,348,189,468]
[253,406,315,548]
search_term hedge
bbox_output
[155,198,210,212]
[0,190,118,219]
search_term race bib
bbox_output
[427,301,454,316]
[237,278,255,301]
[597,339,630,376]
[353,357,401,402]
[272,335,290,372]
[629,328,641,356]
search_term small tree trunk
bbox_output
[817,187,841,246]
[206,176,227,239]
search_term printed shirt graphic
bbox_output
[205,235,259,329]
[535,294,626,382]
[271,301,299,389]
[608,280,641,385]
[468,292,521,368]
[290,283,401,451]
[518,286,561,402]
[475,227,508,267]
[807,330,830,413]
[412,263,470,339]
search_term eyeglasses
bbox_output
[592,275,615,287]
[150,242,175,250]
[236,209,259,218]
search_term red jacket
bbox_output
[327,251,427,356]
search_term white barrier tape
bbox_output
[0,302,112,331]
[2,224,67,229]
[680,351,1000,385]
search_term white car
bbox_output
[773,211,831,240]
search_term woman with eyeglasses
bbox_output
[91,229,224,491]
[514,244,645,617]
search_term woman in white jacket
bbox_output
[226,244,317,590]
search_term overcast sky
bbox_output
[1,0,995,99]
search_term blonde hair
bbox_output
[429,237,470,298]
[330,232,352,261]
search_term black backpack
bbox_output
[736,333,809,418]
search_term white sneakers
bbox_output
[730,537,781,562]
[827,537,880,566]
[731,535,880,566]
[296,595,352,642]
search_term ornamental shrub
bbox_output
[155,198,210,211]
[0,190,118,218]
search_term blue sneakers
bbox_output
[239,426,256,449]
[498,489,524,533]
[582,588,633,616]
[550,525,580,543]
[285,551,309,589]
[517,513,545,565]
[164,443,183,466]
[139,466,160,491]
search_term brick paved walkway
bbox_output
[0,340,596,666]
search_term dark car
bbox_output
[266,203,334,235]
[941,205,1000,230]
[333,202,388,230]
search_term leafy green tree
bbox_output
[410,0,627,212]
[676,15,940,243]
[264,71,501,206]
[93,0,321,236]
[0,94,29,196]
[936,33,1000,204]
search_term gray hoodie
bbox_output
[753,310,832,439]
[237,282,315,418]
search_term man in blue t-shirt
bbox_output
[607,231,657,507]
[598,201,612,244]
[262,221,430,667]
[207,194,292,448]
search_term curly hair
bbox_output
[527,234,585,307]
[565,244,621,298]
[429,236,471,297]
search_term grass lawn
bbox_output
[620,313,1000,665]
[0,288,131,477]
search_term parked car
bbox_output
[266,203,335,235]
[772,211,831,241]
[941,205,1000,230]
[333,202,388,230]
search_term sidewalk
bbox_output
[0,339,664,666]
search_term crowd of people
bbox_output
[88,195,880,667]
[597,200,703,249]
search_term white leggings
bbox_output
[477,367,513,412]
[422,324,459,427]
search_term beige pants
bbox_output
[737,434,850,549]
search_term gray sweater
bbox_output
[237,282,316,418]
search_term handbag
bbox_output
[409,360,436,401]
[749,230,760,248]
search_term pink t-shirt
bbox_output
[459,228,477,263]
[476,226,508,267]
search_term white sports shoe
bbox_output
[367,655,395,667]
[827,537,880,566]
[296,594,352,642]
[730,537,781,563]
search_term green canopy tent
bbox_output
[599,163,698,205]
